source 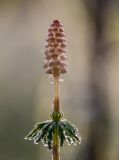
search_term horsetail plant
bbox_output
[25,20,81,160]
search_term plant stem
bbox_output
[53,79,60,113]
[52,124,60,160]
[52,79,60,160]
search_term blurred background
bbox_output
[0,0,119,160]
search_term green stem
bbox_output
[52,79,60,160]
[52,124,60,160]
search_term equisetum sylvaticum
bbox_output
[25,20,81,160]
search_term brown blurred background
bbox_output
[0,0,119,160]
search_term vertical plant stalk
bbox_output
[52,123,60,160]
[53,79,60,113]
[52,79,60,160]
